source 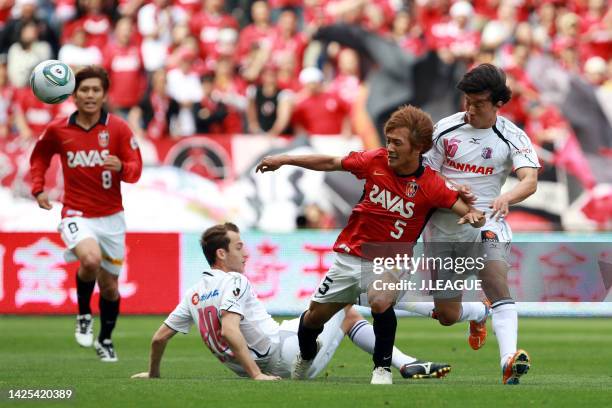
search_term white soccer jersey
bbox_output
[424,112,540,234]
[164,269,280,376]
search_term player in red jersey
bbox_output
[29,66,142,362]
[256,105,485,384]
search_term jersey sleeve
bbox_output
[341,149,382,179]
[426,170,459,209]
[219,273,251,317]
[164,293,194,334]
[117,120,143,183]
[510,130,540,170]
[422,122,444,171]
[29,125,59,196]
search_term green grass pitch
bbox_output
[1,316,611,407]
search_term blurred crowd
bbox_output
[0,0,610,152]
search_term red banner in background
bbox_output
[0,233,180,314]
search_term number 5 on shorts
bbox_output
[318,276,334,296]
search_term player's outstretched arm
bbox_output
[490,167,538,220]
[452,199,485,228]
[256,154,344,173]
[131,323,177,379]
[220,311,281,381]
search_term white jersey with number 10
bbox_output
[164,269,280,376]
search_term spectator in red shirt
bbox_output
[0,62,15,139]
[237,1,276,63]
[391,9,427,57]
[292,67,351,136]
[212,57,247,133]
[104,17,146,116]
[430,1,480,62]
[62,0,113,53]
[270,8,307,76]
[189,0,239,59]
[13,87,60,141]
[129,68,180,140]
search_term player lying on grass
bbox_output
[132,223,451,381]
[256,105,485,384]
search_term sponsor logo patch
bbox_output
[191,293,199,305]
[481,230,499,242]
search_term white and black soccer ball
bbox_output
[29,60,75,104]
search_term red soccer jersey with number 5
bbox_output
[30,111,142,218]
[334,148,459,258]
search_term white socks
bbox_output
[348,320,417,368]
[398,302,434,317]
[398,301,486,322]
[459,302,487,322]
[491,301,518,368]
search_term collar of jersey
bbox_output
[68,110,109,132]
[394,156,425,178]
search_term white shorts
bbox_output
[311,253,370,304]
[266,309,346,379]
[424,217,512,299]
[58,212,126,276]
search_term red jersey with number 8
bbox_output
[30,111,142,218]
[334,148,459,258]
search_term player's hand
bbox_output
[256,155,285,173]
[490,194,510,220]
[104,155,123,172]
[35,192,53,210]
[131,372,158,379]
[253,373,281,381]
[458,209,485,227]
[456,184,476,206]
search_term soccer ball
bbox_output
[29,60,75,104]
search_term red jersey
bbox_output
[103,42,146,108]
[30,111,142,218]
[333,148,459,258]
[292,91,349,135]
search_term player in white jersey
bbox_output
[131,223,452,381]
[400,64,539,384]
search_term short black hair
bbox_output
[457,63,512,105]
[74,65,110,93]
[200,223,240,266]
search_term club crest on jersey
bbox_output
[406,182,419,198]
[98,130,109,148]
[233,288,241,297]
[191,293,199,305]
[482,147,492,159]
[444,137,461,158]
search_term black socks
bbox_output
[297,312,324,360]
[372,306,397,369]
[98,296,120,342]
[76,274,95,315]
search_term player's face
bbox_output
[220,231,249,273]
[74,78,106,115]
[463,92,500,129]
[386,128,420,172]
